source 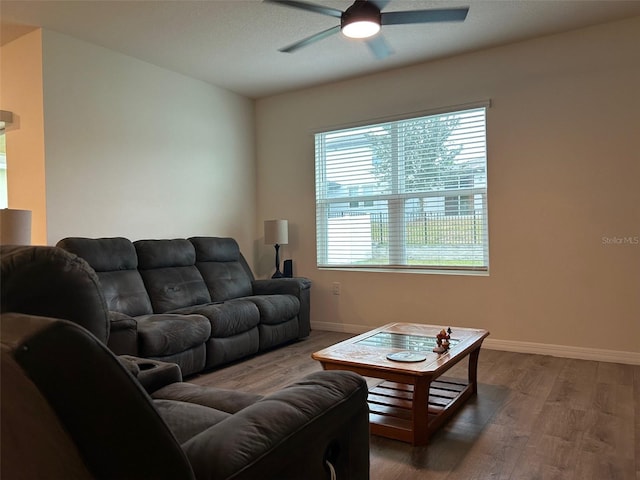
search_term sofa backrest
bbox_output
[57,237,154,317]
[1,313,195,480]
[0,245,110,344]
[1,340,94,480]
[134,239,211,313]
[189,237,254,302]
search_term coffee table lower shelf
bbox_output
[366,376,472,445]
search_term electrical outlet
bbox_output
[332,282,341,295]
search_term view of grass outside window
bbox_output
[314,105,489,272]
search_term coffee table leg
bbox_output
[412,377,430,445]
[468,346,481,394]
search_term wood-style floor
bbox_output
[189,330,640,480]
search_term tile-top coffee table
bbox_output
[312,322,489,446]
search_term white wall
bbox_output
[256,17,640,359]
[41,31,256,254]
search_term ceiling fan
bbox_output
[265,0,469,59]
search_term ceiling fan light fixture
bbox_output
[269,0,470,57]
[342,20,380,39]
[341,1,381,39]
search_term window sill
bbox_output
[317,266,489,276]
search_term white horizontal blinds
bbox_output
[315,107,488,271]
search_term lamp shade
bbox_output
[0,208,32,245]
[264,219,288,245]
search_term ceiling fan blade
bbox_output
[264,0,343,18]
[365,35,394,60]
[381,7,469,25]
[279,25,341,53]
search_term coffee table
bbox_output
[312,322,489,445]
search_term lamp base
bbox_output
[271,243,283,279]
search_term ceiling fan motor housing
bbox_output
[341,1,382,31]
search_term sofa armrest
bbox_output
[107,311,138,355]
[119,355,182,394]
[182,370,369,480]
[252,278,312,338]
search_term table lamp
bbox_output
[264,219,288,278]
[0,208,32,245]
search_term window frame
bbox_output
[314,101,490,275]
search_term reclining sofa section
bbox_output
[57,236,311,376]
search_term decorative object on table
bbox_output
[386,351,427,363]
[0,208,32,245]
[433,327,452,353]
[264,219,288,278]
[283,258,293,278]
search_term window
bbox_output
[314,105,489,272]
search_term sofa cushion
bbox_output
[172,299,260,338]
[181,370,369,480]
[57,237,136,272]
[136,314,211,357]
[57,237,153,317]
[135,240,211,313]
[189,237,253,301]
[259,320,299,351]
[152,345,207,378]
[153,400,231,444]
[99,270,154,316]
[152,383,263,414]
[204,329,260,369]
[244,294,300,325]
[135,239,197,269]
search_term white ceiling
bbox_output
[2,0,640,99]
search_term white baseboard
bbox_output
[312,321,369,335]
[310,321,640,366]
